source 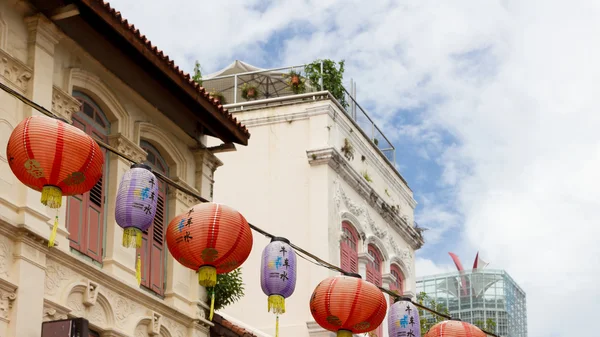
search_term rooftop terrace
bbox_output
[202,61,397,167]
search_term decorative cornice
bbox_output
[24,14,62,55]
[108,133,147,163]
[43,299,71,322]
[0,278,17,321]
[310,147,424,249]
[306,103,417,208]
[52,85,81,123]
[193,148,223,171]
[0,48,32,93]
[167,178,201,207]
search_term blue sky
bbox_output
[104,1,600,336]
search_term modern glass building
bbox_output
[416,269,527,337]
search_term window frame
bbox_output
[138,140,169,296]
[65,91,110,263]
[340,221,359,274]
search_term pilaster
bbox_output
[163,182,201,316]
[357,252,374,280]
[8,230,47,337]
[192,149,222,201]
[102,134,147,283]
[24,13,61,113]
[15,14,63,248]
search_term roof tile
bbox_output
[92,0,249,138]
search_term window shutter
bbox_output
[85,176,104,262]
[149,192,165,294]
[66,114,106,262]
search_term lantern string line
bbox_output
[0,81,499,337]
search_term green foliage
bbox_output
[209,90,227,105]
[207,268,245,310]
[305,59,348,108]
[362,170,373,183]
[417,292,450,336]
[341,138,354,161]
[192,61,203,86]
[474,318,497,333]
[241,83,260,100]
[283,70,307,94]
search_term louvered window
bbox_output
[66,92,109,263]
[340,222,359,274]
[138,140,168,295]
[367,244,384,337]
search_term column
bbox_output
[382,273,395,337]
[102,134,147,283]
[16,14,66,251]
[164,186,200,316]
[192,149,222,201]
[8,230,47,337]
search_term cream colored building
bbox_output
[205,62,424,337]
[0,1,252,337]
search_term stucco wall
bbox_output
[0,3,221,337]
[212,100,419,337]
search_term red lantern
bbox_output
[310,274,387,337]
[166,203,253,319]
[424,320,487,337]
[6,115,104,246]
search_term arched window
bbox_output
[390,264,404,296]
[367,244,384,337]
[139,140,168,295]
[340,222,359,273]
[66,91,110,262]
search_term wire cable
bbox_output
[0,81,499,337]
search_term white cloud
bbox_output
[415,257,454,277]
[106,0,600,336]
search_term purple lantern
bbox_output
[261,237,297,335]
[389,297,421,337]
[115,163,159,248]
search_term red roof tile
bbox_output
[81,0,250,140]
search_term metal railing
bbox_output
[202,64,395,164]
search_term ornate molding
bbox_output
[148,311,162,336]
[0,278,17,321]
[43,299,71,322]
[83,279,100,307]
[0,48,32,92]
[108,133,147,163]
[0,234,12,279]
[24,14,62,55]
[52,85,81,122]
[167,178,201,207]
[306,103,417,208]
[322,150,423,249]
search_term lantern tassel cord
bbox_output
[209,290,215,321]
[275,315,279,337]
[136,254,142,286]
[0,79,500,337]
[48,210,59,248]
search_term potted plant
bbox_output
[305,59,348,108]
[284,70,307,94]
[209,89,227,105]
[241,83,259,100]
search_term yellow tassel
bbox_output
[136,254,142,286]
[337,330,353,337]
[41,186,62,208]
[198,266,217,287]
[275,315,279,337]
[268,294,286,314]
[209,290,215,321]
[48,214,59,248]
[123,228,142,248]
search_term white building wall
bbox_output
[0,3,225,336]
[213,100,422,337]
